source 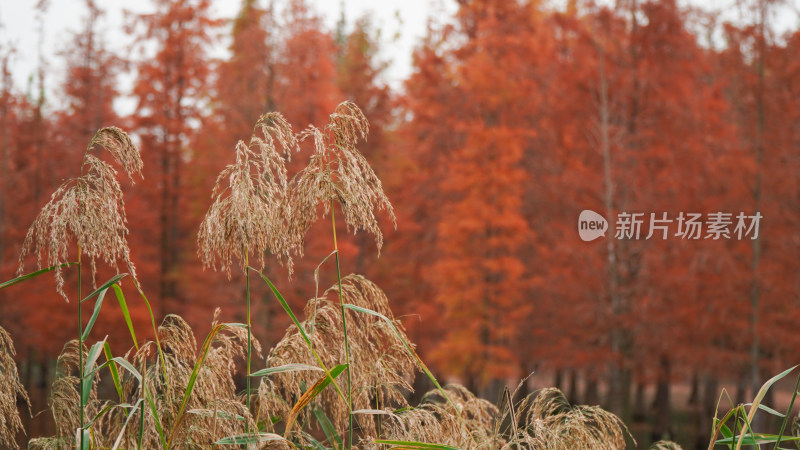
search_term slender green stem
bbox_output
[138,360,145,448]
[78,247,84,450]
[251,267,348,404]
[132,281,172,413]
[331,202,353,449]
[245,251,252,439]
[774,372,800,449]
[375,377,382,447]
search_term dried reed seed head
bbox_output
[159,314,198,360]
[173,316,259,447]
[266,275,415,437]
[267,300,350,433]
[649,441,683,450]
[0,326,29,450]
[528,387,571,419]
[54,339,84,376]
[255,111,299,160]
[199,114,297,277]
[212,307,263,360]
[134,316,200,430]
[27,436,67,450]
[380,384,500,449]
[255,377,290,430]
[48,376,81,439]
[509,388,631,450]
[260,440,294,449]
[18,127,141,301]
[88,399,137,449]
[126,313,260,447]
[86,126,143,182]
[379,403,464,447]
[322,273,395,317]
[385,385,631,450]
[46,341,102,445]
[182,398,254,447]
[289,101,395,256]
[115,339,172,448]
[421,384,499,440]
[329,100,369,147]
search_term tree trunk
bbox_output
[632,379,646,422]
[482,378,505,405]
[694,376,718,450]
[568,369,578,403]
[409,370,435,406]
[554,369,564,392]
[749,0,767,433]
[651,356,672,442]
[585,370,600,406]
[596,26,630,421]
[687,371,699,406]
[736,374,747,406]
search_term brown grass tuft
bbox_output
[264,274,415,437]
[18,127,142,300]
[198,112,299,277]
[650,440,683,449]
[378,384,500,449]
[29,340,103,449]
[121,312,260,448]
[288,101,396,255]
[0,326,30,450]
[503,387,632,449]
[85,126,143,182]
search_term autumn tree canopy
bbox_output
[1,0,799,446]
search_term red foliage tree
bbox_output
[127,0,221,326]
[403,0,544,393]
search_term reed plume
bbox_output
[283,101,396,448]
[502,388,631,449]
[265,275,415,438]
[650,440,683,449]
[288,101,395,254]
[378,384,500,449]
[0,326,30,450]
[197,112,297,436]
[28,340,103,449]
[126,312,259,448]
[17,126,143,300]
[198,112,298,276]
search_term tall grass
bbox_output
[15,127,142,450]
[0,325,29,449]
[198,111,298,436]
[286,101,395,447]
[708,365,800,449]
[1,105,641,449]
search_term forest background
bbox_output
[1,0,798,448]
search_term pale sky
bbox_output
[0,0,797,114]
[0,0,456,113]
